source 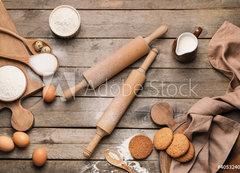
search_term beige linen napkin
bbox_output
[170,21,240,173]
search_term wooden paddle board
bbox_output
[0,0,43,131]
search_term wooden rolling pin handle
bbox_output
[140,48,158,71]
[83,127,108,158]
[144,25,168,44]
[63,79,88,100]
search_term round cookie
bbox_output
[166,134,189,158]
[154,127,173,150]
[175,142,195,163]
[129,135,153,159]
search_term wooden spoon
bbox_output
[0,53,59,76]
[104,149,135,173]
[0,26,52,55]
[150,102,187,131]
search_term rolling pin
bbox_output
[63,25,168,100]
[83,48,158,158]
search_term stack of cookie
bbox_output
[154,127,194,163]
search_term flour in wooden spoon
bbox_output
[29,53,58,76]
[0,65,27,101]
[108,151,120,161]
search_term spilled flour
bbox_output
[116,137,149,173]
[81,137,149,173]
[116,137,133,161]
[80,161,100,173]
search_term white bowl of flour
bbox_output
[49,5,81,38]
[0,65,27,102]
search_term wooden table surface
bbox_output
[1,0,240,172]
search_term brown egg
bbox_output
[0,136,15,152]
[32,148,47,167]
[13,132,30,148]
[42,84,56,103]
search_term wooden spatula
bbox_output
[150,102,187,131]
[104,149,135,173]
[0,26,52,54]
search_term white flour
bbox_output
[108,151,120,161]
[29,53,58,76]
[80,136,149,173]
[80,161,100,173]
[116,137,133,161]
[50,6,80,37]
[128,161,149,173]
[0,65,27,101]
[116,137,149,173]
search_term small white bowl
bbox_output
[49,5,81,38]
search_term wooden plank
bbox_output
[0,98,198,128]
[0,128,158,144]
[48,38,211,69]
[0,160,160,173]
[51,68,228,98]
[1,97,239,129]
[1,124,240,160]
[8,9,240,38]
[3,0,240,10]
[0,143,159,160]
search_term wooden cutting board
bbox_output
[0,0,43,131]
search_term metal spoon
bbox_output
[104,149,135,173]
[0,53,59,76]
[0,26,52,55]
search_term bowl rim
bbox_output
[49,5,81,38]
